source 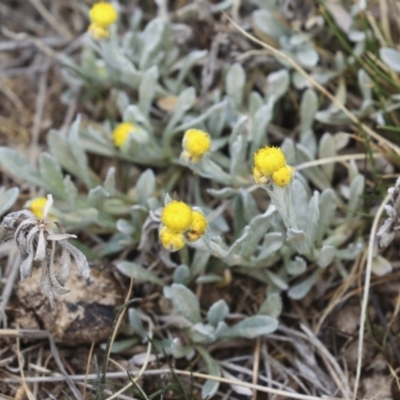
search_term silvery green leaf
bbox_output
[176,50,208,90]
[288,271,319,300]
[292,70,308,89]
[259,293,282,318]
[87,186,109,208]
[0,187,19,216]
[230,134,247,177]
[171,338,194,359]
[334,132,350,150]
[305,191,320,248]
[68,115,92,188]
[348,174,365,214]
[39,153,65,197]
[335,242,362,260]
[164,87,196,138]
[196,347,221,400]
[139,66,159,116]
[292,179,309,232]
[380,48,400,72]
[281,138,296,165]
[371,255,392,276]
[225,226,252,266]
[256,232,284,266]
[103,167,116,197]
[314,109,352,125]
[207,299,229,327]
[266,185,297,229]
[287,228,310,256]
[190,249,211,277]
[250,97,274,155]
[171,283,202,324]
[300,89,318,136]
[226,63,245,108]
[205,236,228,259]
[265,270,288,290]
[82,126,114,156]
[358,69,372,101]
[104,338,141,354]
[189,323,216,344]
[173,264,190,284]
[139,17,165,70]
[136,169,155,207]
[252,9,290,39]
[116,219,135,235]
[123,105,152,133]
[116,90,130,115]
[265,69,289,102]
[317,245,335,268]
[117,261,165,286]
[0,147,45,188]
[207,187,238,199]
[316,189,338,244]
[249,91,264,115]
[286,256,307,276]
[300,129,317,158]
[164,192,173,206]
[296,144,330,190]
[318,133,336,182]
[229,115,247,149]
[196,274,223,284]
[296,45,319,67]
[239,189,259,223]
[219,315,278,339]
[240,208,275,259]
[128,308,147,339]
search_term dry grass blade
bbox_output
[352,192,392,400]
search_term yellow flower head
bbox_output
[112,122,138,148]
[159,226,185,252]
[88,23,110,40]
[161,201,193,233]
[186,210,207,242]
[272,165,294,187]
[29,197,48,219]
[253,166,269,186]
[254,146,286,177]
[182,129,211,162]
[89,2,118,28]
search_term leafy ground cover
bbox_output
[0,0,400,399]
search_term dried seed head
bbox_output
[0,196,90,306]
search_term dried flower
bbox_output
[89,2,118,28]
[0,195,90,305]
[252,166,269,185]
[272,165,294,187]
[112,122,139,148]
[182,129,211,162]
[28,197,48,219]
[253,147,286,177]
[161,201,193,233]
[159,226,185,252]
[186,210,207,242]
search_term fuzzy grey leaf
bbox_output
[286,256,307,276]
[318,133,336,182]
[46,233,76,241]
[57,244,71,286]
[380,47,400,73]
[34,230,46,262]
[300,89,318,135]
[136,169,156,207]
[40,261,54,306]
[197,347,221,400]
[219,315,278,339]
[104,167,116,197]
[60,241,90,278]
[265,270,288,291]
[259,293,282,318]
[173,264,190,285]
[266,69,289,102]
[230,135,247,177]
[117,261,165,286]
[63,175,78,209]
[348,174,365,215]
[139,65,159,116]
[0,187,19,217]
[20,243,35,281]
[256,232,284,266]
[305,191,320,248]
[288,271,319,300]
[171,283,201,324]
[253,9,290,39]
[88,186,110,208]
[318,245,335,268]
[226,63,246,108]
[287,228,310,256]
[250,98,274,155]
[207,300,229,327]
[39,153,65,197]
[316,188,338,245]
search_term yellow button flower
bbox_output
[159,226,185,252]
[161,201,193,233]
[182,129,211,162]
[112,122,138,148]
[186,210,207,242]
[272,165,294,187]
[29,197,48,219]
[88,23,110,40]
[89,2,118,28]
[254,146,286,177]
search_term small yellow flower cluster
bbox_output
[29,197,48,219]
[182,129,211,163]
[88,2,118,40]
[160,201,207,252]
[253,146,294,187]
[112,122,139,148]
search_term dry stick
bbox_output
[16,332,35,400]
[352,192,391,400]
[251,337,261,400]
[83,342,95,400]
[225,15,400,156]
[27,0,72,39]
